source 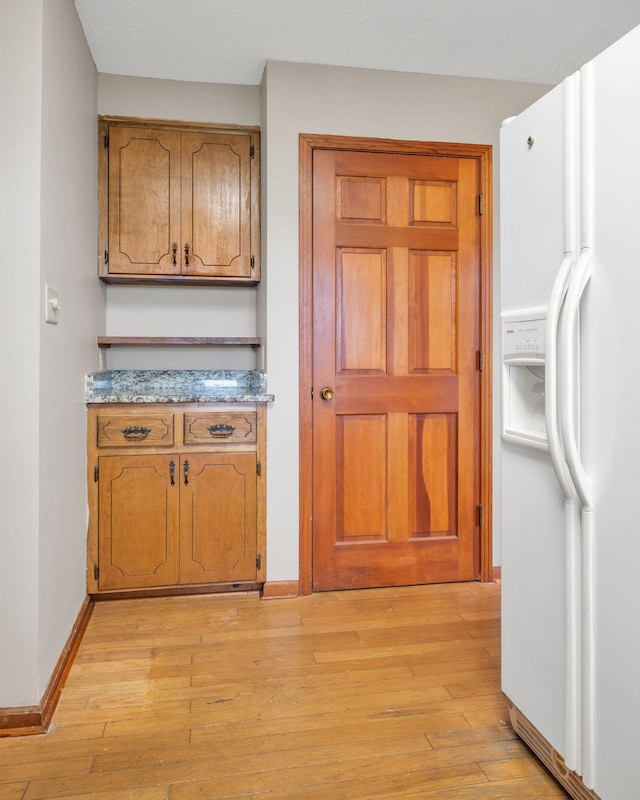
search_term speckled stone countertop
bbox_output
[86,370,274,404]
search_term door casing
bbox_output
[298,133,493,595]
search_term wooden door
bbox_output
[181,132,253,278]
[98,455,179,590]
[312,148,481,590]
[179,453,257,583]
[107,126,182,276]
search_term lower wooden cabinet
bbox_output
[98,453,179,590]
[87,403,265,595]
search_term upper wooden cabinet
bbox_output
[98,117,260,285]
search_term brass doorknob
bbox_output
[320,387,334,401]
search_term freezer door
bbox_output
[500,81,569,759]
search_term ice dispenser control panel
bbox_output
[502,310,547,451]
[503,317,546,364]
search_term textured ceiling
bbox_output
[74,0,640,86]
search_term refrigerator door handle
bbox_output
[545,71,581,506]
[545,252,578,502]
[547,248,583,774]
[560,247,593,511]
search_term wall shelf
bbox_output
[97,336,262,369]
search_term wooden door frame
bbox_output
[298,133,493,595]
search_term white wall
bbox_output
[0,0,102,707]
[38,0,103,697]
[260,62,551,579]
[98,76,262,370]
[0,0,44,707]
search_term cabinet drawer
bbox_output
[184,411,257,444]
[97,413,175,448]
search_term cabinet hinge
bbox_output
[104,134,109,149]
[93,563,99,580]
[476,350,484,371]
[250,255,255,269]
[256,460,262,477]
[477,504,484,527]
[94,465,99,482]
[104,250,109,265]
[478,194,484,215]
[250,144,255,159]
[256,554,262,570]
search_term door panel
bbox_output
[338,250,387,373]
[409,252,457,373]
[179,453,257,583]
[181,132,252,277]
[337,414,388,542]
[312,148,481,590]
[98,455,179,590]
[108,127,181,275]
[410,413,457,538]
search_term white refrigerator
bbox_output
[500,23,640,800]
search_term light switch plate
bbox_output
[45,284,60,324]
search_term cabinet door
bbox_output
[98,455,179,590]
[180,453,257,583]
[181,132,253,278]
[108,126,182,276]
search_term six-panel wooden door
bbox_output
[312,148,482,590]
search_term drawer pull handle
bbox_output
[184,459,190,486]
[208,423,236,438]
[169,460,175,486]
[172,242,178,266]
[122,426,151,440]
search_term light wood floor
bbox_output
[0,581,570,799]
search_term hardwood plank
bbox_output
[480,755,554,781]
[170,763,488,800]
[0,783,28,799]
[400,774,570,799]
[187,682,453,719]
[190,713,466,748]
[189,663,413,689]
[107,706,470,741]
[427,723,517,749]
[0,728,188,766]
[313,637,499,664]
[52,699,191,727]
[43,790,168,800]
[92,732,431,774]
[154,670,465,705]
[1,755,93,784]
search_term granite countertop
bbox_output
[86,370,275,404]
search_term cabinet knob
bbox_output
[320,387,334,401]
